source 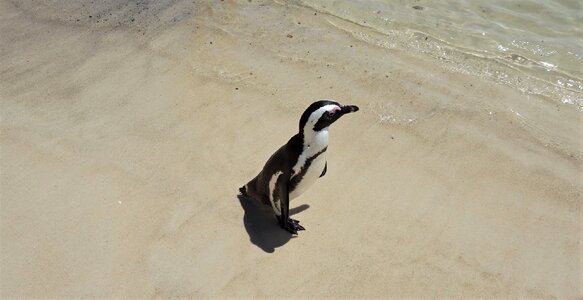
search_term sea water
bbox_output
[299,0,583,110]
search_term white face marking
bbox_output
[268,171,283,216]
[302,104,341,134]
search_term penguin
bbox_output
[239,100,359,234]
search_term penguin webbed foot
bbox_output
[283,218,305,234]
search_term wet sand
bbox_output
[1,0,581,298]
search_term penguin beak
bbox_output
[340,105,359,114]
[313,103,359,131]
[330,104,358,122]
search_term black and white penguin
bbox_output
[239,100,359,234]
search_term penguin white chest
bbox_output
[289,130,329,200]
[289,154,326,199]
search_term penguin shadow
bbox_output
[237,194,309,253]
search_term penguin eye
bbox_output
[328,111,335,117]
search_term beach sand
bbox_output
[1,0,581,298]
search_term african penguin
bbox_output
[239,100,359,234]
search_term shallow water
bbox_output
[299,0,583,110]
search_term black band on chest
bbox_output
[288,147,327,192]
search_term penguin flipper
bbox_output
[319,161,327,178]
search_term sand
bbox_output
[1,0,581,298]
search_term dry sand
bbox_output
[1,0,581,298]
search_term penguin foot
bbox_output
[284,218,305,234]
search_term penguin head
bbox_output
[299,100,359,133]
